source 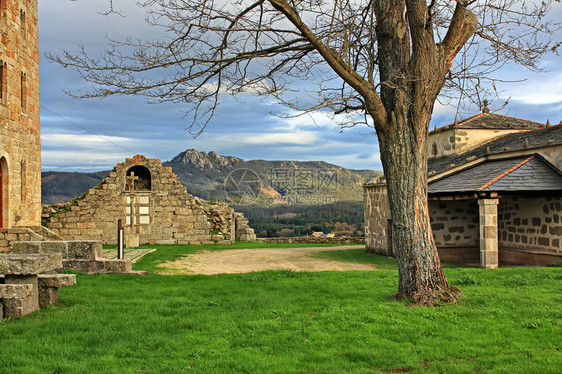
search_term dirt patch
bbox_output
[158,245,374,275]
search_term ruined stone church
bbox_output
[44,155,256,245]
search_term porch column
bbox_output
[478,198,499,269]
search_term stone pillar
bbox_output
[478,198,499,269]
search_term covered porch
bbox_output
[428,154,562,268]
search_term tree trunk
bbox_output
[376,98,459,305]
[366,1,476,305]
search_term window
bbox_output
[20,159,26,202]
[126,195,150,225]
[0,61,5,100]
[20,10,26,41]
[20,72,26,109]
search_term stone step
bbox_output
[0,254,63,275]
[38,274,77,288]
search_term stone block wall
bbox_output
[0,227,45,253]
[234,213,256,242]
[363,184,391,255]
[499,196,562,253]
[261,236,364,245]
[428,199,479,248]
[43,156,255,245]
[427,128,530,159]
[0,0,42,228]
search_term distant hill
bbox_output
[41,149,382,204]
[42,170,109,204]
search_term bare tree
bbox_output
[50,0,560,304]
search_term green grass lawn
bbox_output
[1,244,561,373]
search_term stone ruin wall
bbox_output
[43,156,255,245]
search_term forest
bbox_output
[233,201,364,238]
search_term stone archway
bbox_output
[125,165,151,191]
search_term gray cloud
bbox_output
[39,1,562,172]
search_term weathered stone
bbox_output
[62,259,132,274]
[38,287,58,309]
[37,274,77,288]
[538,237,550,246]
[3,274,40,318]
[67,241,102,260]
[0,284,33,299]
[0,254,63,274]
[10,241,42,254]
[125,234,140,248]
[36,274,77,308]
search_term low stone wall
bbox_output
[499,196,562,253]
[260,237,365,245]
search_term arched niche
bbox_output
[125,165,151,192]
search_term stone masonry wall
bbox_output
[427,128,528,159]
[0,226,62,253]
[44,156,255,245]
[428,199,479,247]
[363,184,391,255]
[261,236,364,245]
[0,0,42,228]
[498,195,562,253]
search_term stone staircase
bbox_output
[11,241,135,274]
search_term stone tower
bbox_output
[0,0,41,228]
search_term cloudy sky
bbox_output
[39,1,562,172]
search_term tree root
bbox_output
[399,285,462,307]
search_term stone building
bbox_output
[44,155,256,245]
[364,112,562,267]
[0,0,41,229]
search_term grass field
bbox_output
[1,244,561,373]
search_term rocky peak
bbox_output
[170,149,241,169]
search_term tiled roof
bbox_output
[429,155,562,194]
[429,123,562,174]
[430,113,545,133]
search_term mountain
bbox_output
[165,149,381,204]
[42,170,110,204]
[41,149,382,204]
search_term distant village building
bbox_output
[364,112,562,267]
[44,156,256,245]
[0,0,41,229]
